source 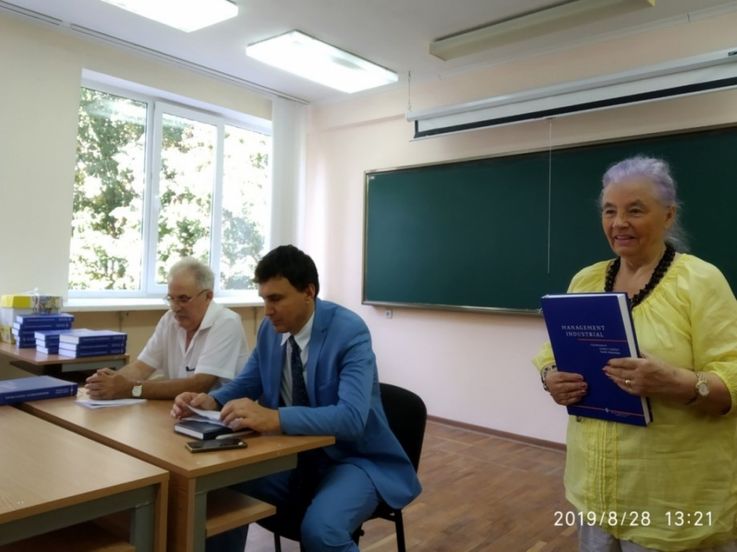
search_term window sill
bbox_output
[64,297,263,312]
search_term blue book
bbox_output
[36,345,59,355]
[14,321,74,332]
[15,342,37,349]
[57,344,126,358]
[0,375,78,405]
[540,292,652,427]
[174,419,234,440]
[12,329,37,340]
[58,329,127,346]
[56,345,125,358]
[34,329,71,342]
[36,339,61,348]
[58,340,127,351]
[15,313,75,326]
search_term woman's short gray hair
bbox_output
[600,155,688,251]
[168,257,214,290]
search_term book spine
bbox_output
[58,343,127,352]
[59,336,127,345]
[15,315,74,324]
[15,322,74,330]
[0,384,77,405]
[57,348,126,357]
[174,426,203,439]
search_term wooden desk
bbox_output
[0,341,128,378]
[0,406,167,551]
[20,395,335,552]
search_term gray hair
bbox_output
[168,257,214,290]
[599,155,688,251]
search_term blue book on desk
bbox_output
[34,329,71,342]
[0,375,78,405]
[540,292,652,427]
[174,419,234,440]
[58,329,127,346]
[14,313,75,328]
[58,343,127,357]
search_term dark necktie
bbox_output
[289,336,309,406]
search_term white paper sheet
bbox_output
[76,398,146,409]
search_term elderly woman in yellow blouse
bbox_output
[534,156,737,552]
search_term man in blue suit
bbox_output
[173,245,421,551]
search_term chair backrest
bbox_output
[379,382,427,472]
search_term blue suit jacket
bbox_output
[211,298,421,509]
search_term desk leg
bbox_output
[130,498,154,552]
[193,490,208,552]
[169,473,197,552]
[124,477,167,552]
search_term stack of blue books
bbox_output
[12,313,75,349]
[34,329,72,354]
[57,329,127,358]
[0,375,78,405]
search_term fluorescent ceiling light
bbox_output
[99,0,238,32]
[246,31,398,94]
[430,0,655,60]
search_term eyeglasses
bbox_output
[164,289,209,306]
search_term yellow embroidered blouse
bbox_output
[534,253,737,551]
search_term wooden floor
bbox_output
[245,420,578,551]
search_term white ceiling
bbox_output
[2,0,736,104]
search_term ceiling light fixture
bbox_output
[99,0,238,33]
[430,0,656,61]
[246,30,399,94]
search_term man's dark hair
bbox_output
[254,245,320,296]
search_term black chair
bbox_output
[258,382,427,551]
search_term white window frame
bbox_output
[69,76,272,301]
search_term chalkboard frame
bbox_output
[362,124,737,315]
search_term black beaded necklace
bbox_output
[604,243,676,308]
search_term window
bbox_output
[69,83,271,297]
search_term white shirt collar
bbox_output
[199,300,221,330]
[180,300,220,341]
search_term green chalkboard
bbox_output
[363,126,737,313]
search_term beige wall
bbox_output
[305,11,737,443]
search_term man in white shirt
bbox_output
[85,258,248,399]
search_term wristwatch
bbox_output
[131,382,143,398]
[685,372,709,405]
[541,364,557,392]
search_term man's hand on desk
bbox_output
[171,393,281,434]
[171,391,218,418]
[85,368,133,400]
[220,398,281,434]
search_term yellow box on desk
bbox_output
[0,294,63,344]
